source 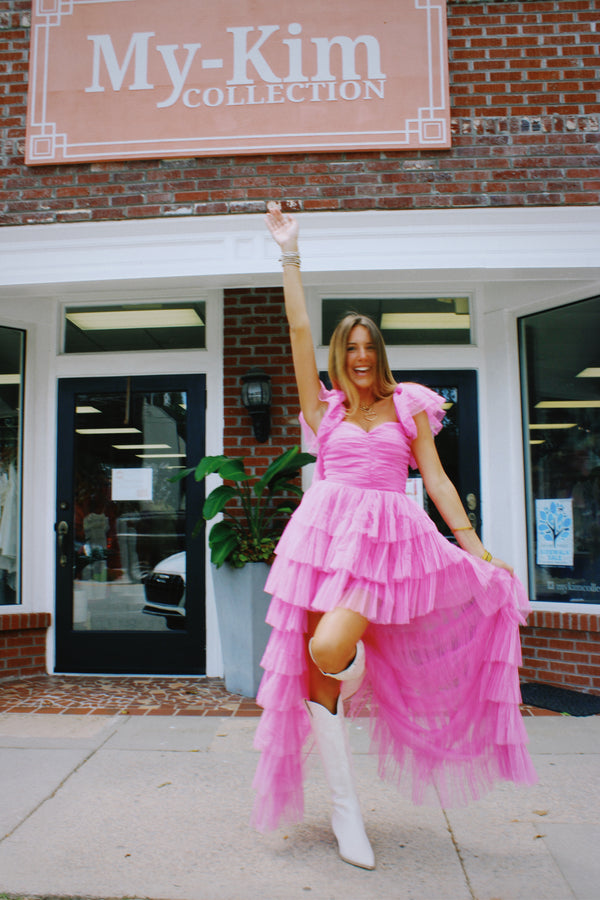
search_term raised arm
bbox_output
[265,202,325,434]
[410,411,514,573]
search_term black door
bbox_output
[392,370,481,539]
[55,375,206,675]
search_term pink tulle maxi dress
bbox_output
[252,382,537,831]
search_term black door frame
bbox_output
[392,369,481,537]
[55,374,206,675]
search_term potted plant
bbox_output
[174,445,315,696]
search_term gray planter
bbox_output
[212,561,272,698]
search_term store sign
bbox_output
[26,0,450,165]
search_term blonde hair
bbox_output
[328,314,397,417]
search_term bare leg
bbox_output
[306,608,369,713]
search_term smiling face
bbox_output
[345,324,378,395]
[328,313,396,413]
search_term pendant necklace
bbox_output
[359,401,377,422]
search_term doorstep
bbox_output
[0,673,559,717]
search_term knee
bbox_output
[309,633,350,675]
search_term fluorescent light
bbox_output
[76,405,101,414]
[76,427,141,435]
[536,401,600,409]
[135,453,187,459]
[529,423,576,430]
[113,443,171,450]
[380,313,470,330]
[0,374,21,385]
[66,308,204,331]
[577,368,600,378]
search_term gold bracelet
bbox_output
[279,251,301,268]
[452,525,474,532]
[481,549,493,562]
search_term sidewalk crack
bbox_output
[0,718,123,844]
[443,808,477,900]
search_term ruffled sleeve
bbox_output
[299,382,346,482]
[393,382,446,469]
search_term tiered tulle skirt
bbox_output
[251,480,537,832]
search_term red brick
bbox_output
[562,651,592,664]
[566,674,593,688]
[548,638,579,651]
[1,7,599,217]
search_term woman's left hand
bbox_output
[489,556,514,575]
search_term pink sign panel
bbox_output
[26,0,450,165]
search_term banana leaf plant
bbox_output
[172,446,315,568]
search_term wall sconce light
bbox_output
[241,367,272,443]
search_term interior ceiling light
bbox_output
[135,453,187,459]
[577,368,600,378]
[442,402,454,410]
[113,443,171,450]
[529,423,576,430]
[0,374,21,385]
[530,439,545,445]
[66,308,204,331]
[380,313,470,330]
[76,427,141,435]
[76,405,101,414]
[536,400,600,409]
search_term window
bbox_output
[321,297,471,346]
[0,326,25,605]
[64,303,206,353]
[519,296,600,604]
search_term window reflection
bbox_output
[520,296,600,603]
[0,326,24,605]
[73,389,188,631]
[64,303,206,353]
[322,297,471,345]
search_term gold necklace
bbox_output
[359,401,377,422]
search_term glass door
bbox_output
[392,370,481,540]
[55,374,206,674]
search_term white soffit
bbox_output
[0,207,599,288]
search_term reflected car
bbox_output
[142,551,186,630]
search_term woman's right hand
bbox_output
[265,201,299,251]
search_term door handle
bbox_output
[56,520,69,568]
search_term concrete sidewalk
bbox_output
[0,712,599,900]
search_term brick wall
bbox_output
[520,610,600,694]
[223,287,300,472]
[0,613,50,680]
[1,0,599,225]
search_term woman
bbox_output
[252,203,536,870]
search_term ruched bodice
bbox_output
[252,382,536,834]
[321,421,410,492]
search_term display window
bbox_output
[0,326,25,605]
[519,296,600,604]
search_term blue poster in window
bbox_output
[536,499,574,567]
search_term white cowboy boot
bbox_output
[309,638,366,700]
[305,696,375,870]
